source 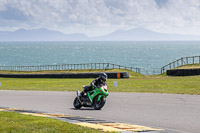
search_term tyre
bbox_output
[93,96,106,110]
[73,97,82,109]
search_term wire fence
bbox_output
[0,63,141,73]
[1,60,188,75]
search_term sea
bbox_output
[0,41,200,75]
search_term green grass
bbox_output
[0,111,109,133]
[0,69,142,91]
[175,63,200,69]
[0,69,200,95]
[0,69,143,78]
[111,76,200,94]
[0,74,200,95]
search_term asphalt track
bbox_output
[0,90,200,133]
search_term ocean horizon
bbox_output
[1,41,200,74]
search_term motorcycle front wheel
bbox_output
[73,97,82,109]
[93,96,106,110]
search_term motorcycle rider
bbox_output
[80,73,107,96]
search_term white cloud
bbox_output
[0,0,200,36]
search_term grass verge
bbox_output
[0,74,200,95]
[0,69,139,74]
[0,111,110,133]
[175,63,200,69]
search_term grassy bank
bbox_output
[0,73,200,94]
[175,63,200,69]
[0,111,107,133]
[0,69,139,74]
[0,69,142,78]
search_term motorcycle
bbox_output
[73,84,109,110]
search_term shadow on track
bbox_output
[70,108,101,111]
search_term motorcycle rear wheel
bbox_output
[93,96,106,110]
[73,97,82,109]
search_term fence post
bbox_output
[107,63,109,70]
[186,57,188,64]
[193,57,195,64]
[181,58,183,66]
[177,60,179,67]
[199,56,200,64]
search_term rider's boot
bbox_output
[80,91,85,97]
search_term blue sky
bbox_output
[0,0,200,36]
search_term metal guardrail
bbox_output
[0,63,141,74]
[161,56,200,74]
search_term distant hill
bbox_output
[0,28,88,41]
[0,27,200,41]
[94,28,200,41]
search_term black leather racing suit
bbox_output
[83,77,106,93]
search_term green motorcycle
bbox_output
[73,84,109,110]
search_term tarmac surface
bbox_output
[0,90,200,133]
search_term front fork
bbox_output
[76,90,82,104]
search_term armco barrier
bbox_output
[167,69,200,76]
[0,72,129,79]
